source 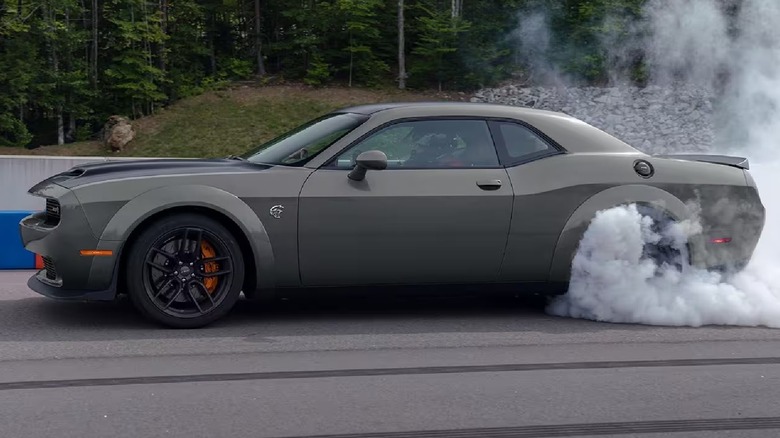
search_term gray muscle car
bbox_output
[19,102,766,328]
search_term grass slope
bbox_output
[0,85,460,158]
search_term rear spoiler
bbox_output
[655,154,750,170]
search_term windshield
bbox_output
[241,113,369,166]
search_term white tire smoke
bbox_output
[548,162,780,328]
[543,0,780,328]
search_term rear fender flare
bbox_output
[98,184,275,290]
[548,184,693,283]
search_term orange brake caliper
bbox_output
[200,240,219,294]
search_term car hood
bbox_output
[35,158,273,190]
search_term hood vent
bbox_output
[60,168,86,177]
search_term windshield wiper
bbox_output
[226,154,247,161]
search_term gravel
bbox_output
[470,85,715,155]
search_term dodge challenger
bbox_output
[19,102,766,328]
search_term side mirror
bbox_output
[348,150,388,181]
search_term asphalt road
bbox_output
[2,270,780,438]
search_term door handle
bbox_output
[476,179,502,190]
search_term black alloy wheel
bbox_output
[126,213,245,328]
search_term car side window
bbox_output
[496,121,555,160]
[330,119,500,169]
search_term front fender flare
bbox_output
[98,184,275,290]
[548,184,693,284]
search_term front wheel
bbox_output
[125,213,245,328]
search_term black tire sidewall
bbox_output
[636,205,688,272]
[125,213,246,328]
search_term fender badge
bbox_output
[269,205,284,219]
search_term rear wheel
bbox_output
[125,213,245,328]
[636,205,689,273]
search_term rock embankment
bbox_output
[471,85,715,154]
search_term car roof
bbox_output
[334,101,640,154]
[335,101,566,117]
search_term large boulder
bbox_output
[101,115,135,152]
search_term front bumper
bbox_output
[27,270,116,301]
[19,183,121,301]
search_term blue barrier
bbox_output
[0,211,36,269]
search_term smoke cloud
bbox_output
[544,0,780,327]
[511,11,567,86]
[547,199,780,327]
[642,0,731,87]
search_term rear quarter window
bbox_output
[496,122,556,159]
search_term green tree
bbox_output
[337,0,388,87]
[0,0,660,149]
[0,5,37,146]
[536,0,646,83]
[102,0,167,117]
[409,1,471,91]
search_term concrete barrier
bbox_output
[0,154,155,269]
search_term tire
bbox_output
[636,205,689,273]
[125,213,246,328]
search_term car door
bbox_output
[297,118,514,287]
[486,119,573,284]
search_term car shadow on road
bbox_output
[0,288,681,342]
